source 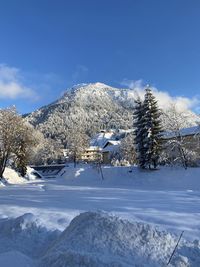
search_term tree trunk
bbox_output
[178,145,187,170]
[73,154,77,168]
[0,153,9,179]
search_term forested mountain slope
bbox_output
[25,82,199,147]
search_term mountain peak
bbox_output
[70,82,111,91]
[62,82,114,99]
[92,82,110,87]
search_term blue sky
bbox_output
[0,0,200,113]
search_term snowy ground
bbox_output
[0,165,200,266]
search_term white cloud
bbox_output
[0,64,38,100]
[121,79,200,112]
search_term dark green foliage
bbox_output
[134,87,163,169]
[143,88,163,169]
[15,140,28,177]
[133,97,146,168]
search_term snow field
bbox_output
[0,211,199,267]
[0,164,200,266]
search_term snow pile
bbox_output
[2,167,26,184]
[0,212,199,266]
[41,212,200,267]
[1,166,39,186]
[0,213,60,259]
[26,166,41,180]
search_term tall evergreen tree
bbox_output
[133,97,146,168]
[14,139,28,177]
[142,86,163,169]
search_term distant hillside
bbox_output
[25,82,199,147]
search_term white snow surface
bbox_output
[2,167,26,185]
[2,166,38,186]
[41,211,200,267]
[0,211,199,267]
[0,165,200,266]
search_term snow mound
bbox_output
[1,167,40,186]
[41,212,200,267]
[26,166,41,180]
[0,212,199,266]
[3,167,25,184]
[0,213,60,258]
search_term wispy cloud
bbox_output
[72,65,89,82]
[121,79,200,112]
[0,64,38,100]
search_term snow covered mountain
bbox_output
[25,82,199,147]
[25,83,135,146]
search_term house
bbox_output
[85,129,136,164]
[80,130,117,163]
[163,126,200,140]
[102,140,121,164]
[80,146,102,162]
[82,129,133,164]
[163,125,200,162]
[80,130,115,163]
[90,130,116,148]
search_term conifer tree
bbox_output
[142,86,163,169]
[14,139,28,177]
[133,97,146,168]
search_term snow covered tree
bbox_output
[13,123,37,176]
[0,107,36,178]
[142,87,163,169]
[162,104,199,168]
[14,142,27,176]
[29,133,63,166]
[25,83,134,148]
[161,103,199,131]
[134,87,163,169]
[133,97,146,168]
[66,126,89,167]
[120,133,137,165]
[0,107,22,178]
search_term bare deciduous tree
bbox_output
[162,104,199,168]
[13,123,38,176]
[66,126,89,167]
[120,133,137,165]
[0,107,36,178]
[29,132,63,166]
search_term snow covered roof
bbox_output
[90,129,135,149]
[103,140,121,147]
[163,126,200,139]
[102,140,121,152]
[90,131,115,148]
[117,129,134,134]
